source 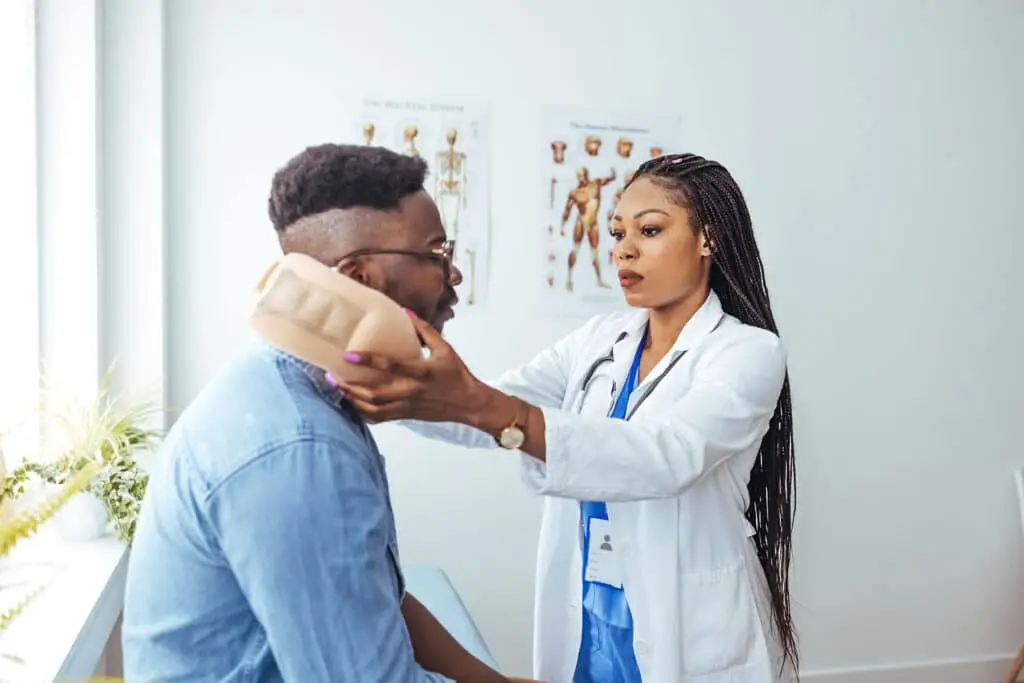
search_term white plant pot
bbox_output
[51,490,109,542]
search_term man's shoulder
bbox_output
[164,345,374,497]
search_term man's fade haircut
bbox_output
[268,143,429,232]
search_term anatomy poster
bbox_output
[355,98,491,307]
[540,106,681,317]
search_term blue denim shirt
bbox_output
[122,344,451,683]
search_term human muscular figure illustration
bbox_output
[616,137,633,158]
[550,140,567,164]
[545,225,557,288]
[584,135,602,157]
[606,169,635,264]
[362,122,375,146]
[561,166,616,292]
[649,145,663,159]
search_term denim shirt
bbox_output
[122,344,451,683]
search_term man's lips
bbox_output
[438,292,459,321]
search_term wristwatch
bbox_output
[497,400,528,450]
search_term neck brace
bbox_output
[249,252,423,383]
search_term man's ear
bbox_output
[336,258,369,285]
[336,257,383,289]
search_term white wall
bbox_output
[95,0,1024,679]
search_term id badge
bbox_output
[583,518,624,589]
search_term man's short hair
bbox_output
[268,144,429,232]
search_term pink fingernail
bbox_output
[404,308,416,318]
[343,352,361,362]
[324,372,337,387]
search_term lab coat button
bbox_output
[635,640,650,656]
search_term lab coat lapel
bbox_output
[626,291,726,417]
[669,290,725,356]
[605,310,648,408]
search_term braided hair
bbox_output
[626,153,798,674]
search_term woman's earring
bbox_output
[701,227,715,256]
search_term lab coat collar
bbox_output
[601,291,725,411]
[612,289,725,357]
[671,289,725,354]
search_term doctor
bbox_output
[334,153,798,683]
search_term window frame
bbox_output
[0,0,41,469]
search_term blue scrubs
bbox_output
[574,332,646,683]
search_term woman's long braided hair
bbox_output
[627,153,798,673]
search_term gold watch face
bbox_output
[499,426,525,449]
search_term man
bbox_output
[122,144,507,682]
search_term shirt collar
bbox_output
[261,343,360,420]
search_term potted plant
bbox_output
[0,365,162,545]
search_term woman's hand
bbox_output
[329,311,499,425]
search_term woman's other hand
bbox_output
[329,310,489,424]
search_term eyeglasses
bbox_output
[335,239,455,269]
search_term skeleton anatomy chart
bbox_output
[540,106,681,316]
[356,99,491,306]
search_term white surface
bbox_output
[0,532,127,682]
[80,0,1024,677]
[404,565,498,672]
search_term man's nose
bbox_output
[448,261,463,287]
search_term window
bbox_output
[0,0,40,468]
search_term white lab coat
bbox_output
[407,291,795,683]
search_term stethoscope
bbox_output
[579,332,627,391]
[574,330,688,421]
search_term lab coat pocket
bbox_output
[679,558,760,677]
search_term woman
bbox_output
[334,153,798,683]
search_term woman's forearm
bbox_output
[398,419,499,450]
[464,382,548,462]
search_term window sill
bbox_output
[0,530,127,681]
